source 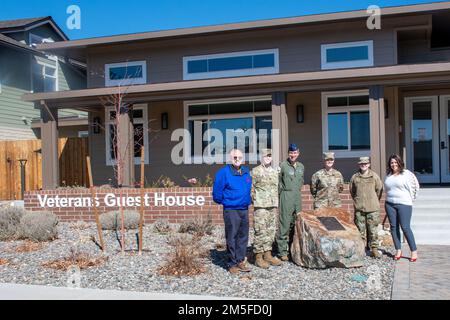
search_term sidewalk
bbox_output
[0,283,240,300]
[391,245,450,300]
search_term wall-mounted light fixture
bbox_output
[161,112,169,130]
[93,116,101,134]
[384,100,389,119]
[297,105,304,123]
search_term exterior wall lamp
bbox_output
[161,112,169,130]
[297,104,304,123]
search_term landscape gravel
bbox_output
[0,221,396,299]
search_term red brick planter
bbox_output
[24,185,387,226]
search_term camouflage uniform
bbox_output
[276,159,304,258]
[310,168,344,209]
[350,166,383,249]
[251,164,278,254]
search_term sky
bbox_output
[0,0,446,40]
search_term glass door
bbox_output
[405,97,440,183]
[440,96,450,183]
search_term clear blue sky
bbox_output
[0,0,446,40]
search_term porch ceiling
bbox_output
[23,61,450,109]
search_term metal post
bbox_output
[18,159,27,200]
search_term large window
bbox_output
[105,104,149,165]
[185,97,272,163]
[321,41,374,70]
[183,49,279,80]
[32,60,58,92]
[105,61,147,87]
[322,90,371,158]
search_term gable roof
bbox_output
[0,16,68,40]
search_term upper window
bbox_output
[322,90,371,158]
[105,61,147,87]
[32,60,58,92]
[183,49,279,80]
[321,41,374,70]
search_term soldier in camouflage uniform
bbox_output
[276,143,304,261]
[251,149,282,268]
[350,156,383,258]
[310,152,344,209]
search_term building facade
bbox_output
[22,2,450,188]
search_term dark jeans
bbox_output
[385,201,417,251]
[223,209,249,269]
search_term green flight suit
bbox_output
[276,159,304,257]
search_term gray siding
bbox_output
[86,14,434,89]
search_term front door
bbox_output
[440,96,450,183]
[405,96,450,183]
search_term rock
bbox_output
[291,207,365,269]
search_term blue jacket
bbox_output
[212,165,252,210]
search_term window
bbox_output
[321,41,374,70]
[322,90,371,158]
[32,61,58,92]
[29,33,54,46]
[183,49,279,80]
[105,104,149,165]
[185,97,272,163]
[105,61,147,86]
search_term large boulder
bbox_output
[291,207,365,269]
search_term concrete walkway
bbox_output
[391,245,450,300]
[0,283,239,300]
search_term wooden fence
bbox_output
[0,137,89,200]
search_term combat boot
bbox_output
[371,248,381,259]
[255,253,269,269]
[263,251,282,266]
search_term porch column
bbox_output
[40,103,59,189]
[369,85,386,179]
[117,105,135,187]
[271,92,289,167]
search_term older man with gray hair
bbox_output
[213,149,252,274]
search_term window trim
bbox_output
[183,49,279,80]
[321,40,374,70]
[183,96,273,164]
[105,104,149,166]
[105,60,147,87]
[321,90,371,158]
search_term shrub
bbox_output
[153,218,173,234]
[99,210,140,230]
[159,234,208,277]
[17,211,58,242]
[178,214,214,237]
[0,206,27,241]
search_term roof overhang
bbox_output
[35,2,450,62]
[22,62,450,108]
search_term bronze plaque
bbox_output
[317,217,345,231]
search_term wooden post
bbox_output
[86,155,105,251]
[138,146,145,254]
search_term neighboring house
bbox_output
[0,16,87,140]
[22,2,450,189]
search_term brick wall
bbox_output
[24,185,387,225]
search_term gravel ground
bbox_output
[0,222,396,300]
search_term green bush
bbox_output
[17,211,59,242]
[100,210,140,230]
[0,206,27,241]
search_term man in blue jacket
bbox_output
[213,149,252,274]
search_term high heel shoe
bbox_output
[394,252,402,261]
